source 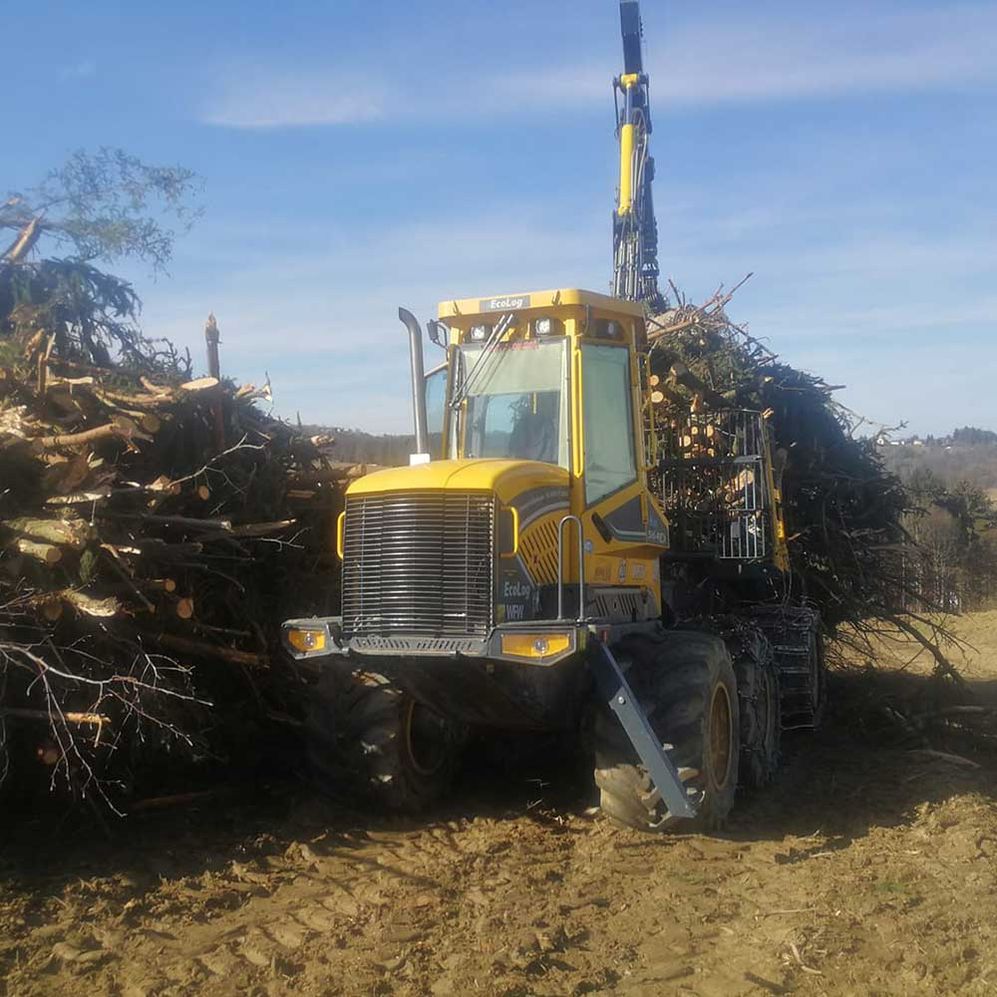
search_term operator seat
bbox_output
[509,410,557,464]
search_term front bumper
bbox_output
[281,617,584,667]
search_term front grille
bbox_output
[341,491,495,640]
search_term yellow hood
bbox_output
[347,459,568,505]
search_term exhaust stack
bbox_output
[398,307,430,463]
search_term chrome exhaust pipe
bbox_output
[398,307,430,458]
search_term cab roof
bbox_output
[438,288,646,321]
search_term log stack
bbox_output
[0,334,362,805]
[645,283,953,671]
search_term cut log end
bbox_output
[14,538,63,565]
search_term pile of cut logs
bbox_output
[0,323,362,806]
[645,283,962,679]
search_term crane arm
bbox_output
[612,0,664,310]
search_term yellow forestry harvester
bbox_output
[283,1,825,830]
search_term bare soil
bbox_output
[3,614,997,996]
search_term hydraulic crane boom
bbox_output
[612,0,663,310]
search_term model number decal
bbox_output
[480,295,531,312]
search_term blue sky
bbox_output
[4,0,996,435]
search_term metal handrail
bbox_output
[557,515,586,620]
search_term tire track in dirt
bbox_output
[3,707,997,995]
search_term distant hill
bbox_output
[877,427,997,497]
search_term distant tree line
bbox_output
[880,426,997,610]
[952,426,997,447]
[900,467,997,612]
[881,427,997,493]
[306,425,413,466]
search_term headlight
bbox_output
[592,318,624,339]
[500,631,573,661]
[534,317,563,337]
[283,624,329,656]
[469,324,490,342]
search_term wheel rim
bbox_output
[707,684,734,790]
[403,698,449,777]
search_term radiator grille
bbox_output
[341,492,495,639]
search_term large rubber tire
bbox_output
[594,631,739,832]
[729,629,781,789]
[305,668,461,812]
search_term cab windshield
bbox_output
[454,339,568,466]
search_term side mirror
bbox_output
[427,319,446,347]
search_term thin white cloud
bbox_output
[140,208,605,358]
[138,199,996,435]
[199,4,997,128]
[787,338,997,436]
[502,4,997,107]
[756,297,997,340]
[201,70,387,128]
[661,230,997,349]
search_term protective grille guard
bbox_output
[587,635,698,821]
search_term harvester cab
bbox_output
[430,288,670,622]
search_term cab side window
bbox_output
[582,344,636,504]
[425,365,448,458]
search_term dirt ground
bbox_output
[2,613,997,997]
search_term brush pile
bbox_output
[0,323,357,806]
[646,282,957,675]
